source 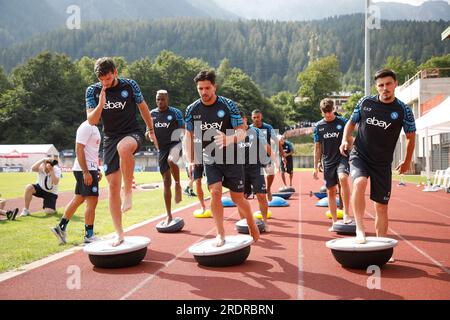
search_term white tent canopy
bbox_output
[415,96,450,135]
[412,98,450,181]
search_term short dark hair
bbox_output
[320,98,334,113]
[374,69,397,82]
[252,109,262,115]
[194,70,216,84]
[94,57,116,77]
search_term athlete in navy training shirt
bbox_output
[86,57,157,247]
[251,110,278,201]
[313,98,353,231]
[238,112,272,231]
[150,90,184,225]
[185,70,260,247]
[340,69,416,245]
[279,136,295,187]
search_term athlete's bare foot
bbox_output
[213,234,226,247]
[343,213,353,224]
[164,216,173,226]
[121,191,132,213]
[355,230,366,244]
[175,183,182,204]
[111,235,124,247]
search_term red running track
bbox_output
[0,172,449,300]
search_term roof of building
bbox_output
[0,144,58,155]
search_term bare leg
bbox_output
[195,179,206,211]
[209,182,225,247]
[256,193,269,232]
[106,171,124,246]
[280,172,287,187]
[168,159,182,204]
[266,174,275,201]
[117,136,138,213]
[352,177,368,244]
[231,191,260,243]
[84,196,98,226]
[339,173,353,223]
[327,185,338,231]
[289,173,293,186]
[23,184,35,210]
[162,170,173,224]
[62,195,85,220]
[374,202,389,237]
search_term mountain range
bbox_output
[1,0,449,49]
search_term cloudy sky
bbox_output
[373,0,449,4]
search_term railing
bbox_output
[399,68,450,91]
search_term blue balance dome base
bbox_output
[272,192,293,200]
[313,192,327,200]
[315,197,341,207]
[221,197,236,207]
[268,196,289,207]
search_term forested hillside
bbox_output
[1,15,448,94]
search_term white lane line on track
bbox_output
[297,179,305,300]
[393,197,450,219]
[365,211,450,276]
[120,206,240,300]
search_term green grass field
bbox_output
[0,171,190,199]
[0,171,207,273]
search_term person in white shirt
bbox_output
[51,120,102,244]
[21,157,62,217]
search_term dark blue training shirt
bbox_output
[151,106,184,150]
[86,78,144,137]
[350,95,416,166]
[185,96,243,164]
[313,116,347,168]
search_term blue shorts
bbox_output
[350,152,392,204]
[205,164,245,193]
[323,157,350,188]
[244,165,267,196]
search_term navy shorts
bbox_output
[33,184,58,210]
[350,152,392,204]
[323,157,350,188]
[158,143,182,175]
[280,156,293,174]
[103,131,144,176]
[205,164,245,193]
[74,171,99,197]
[186,164,204,181]
[244,165,267,196]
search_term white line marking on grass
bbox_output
[297,178,305,300]
[365,211,450,276]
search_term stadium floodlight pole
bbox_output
[364,0,371,96]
